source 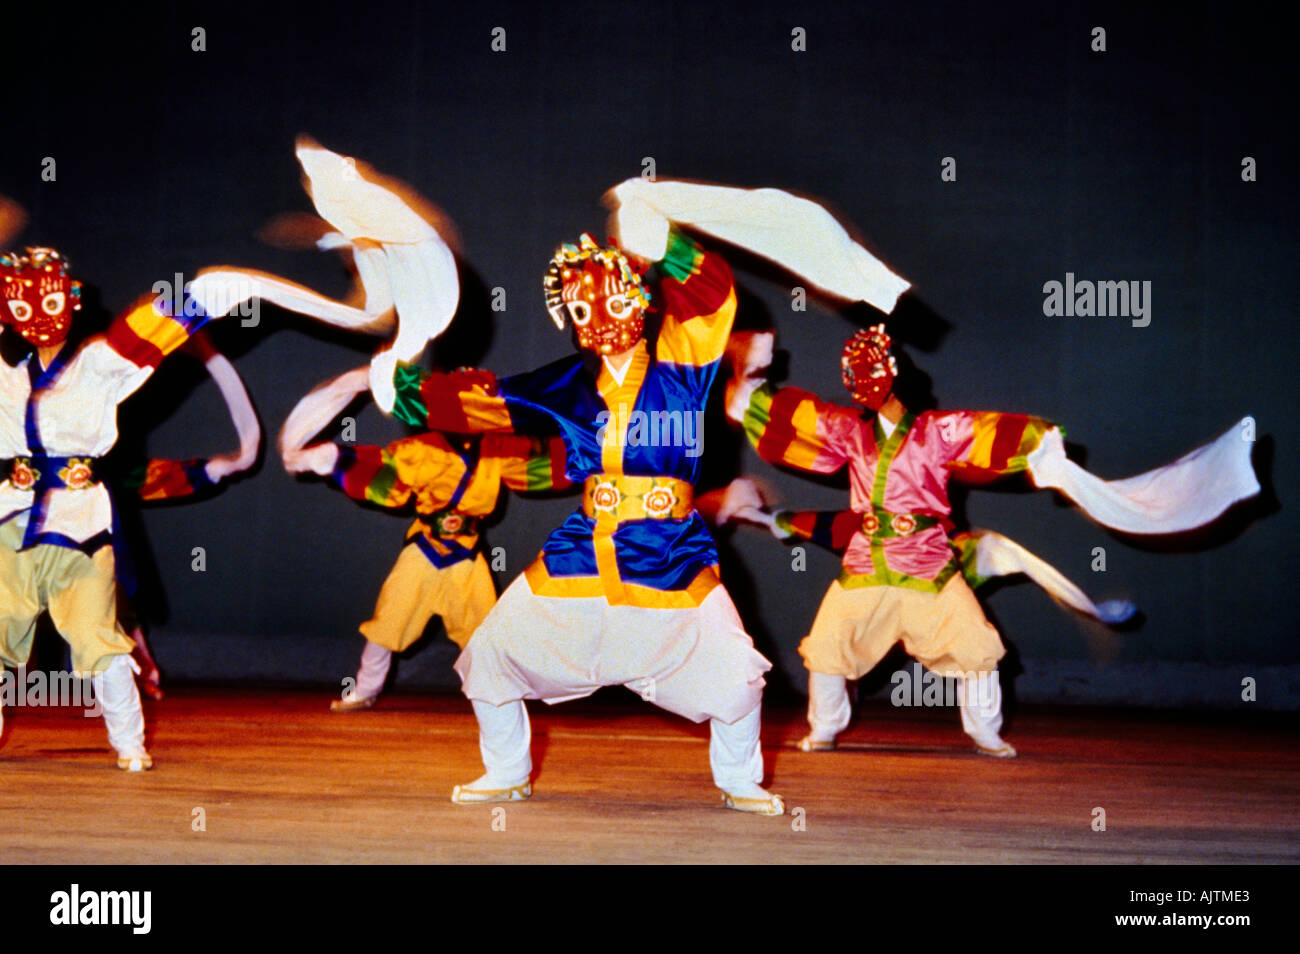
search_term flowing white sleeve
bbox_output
[609,178,911,313]
[1026,418,1260,534]
[201,350,261,483]
[970,530,1136,624]
[278,366,371,475]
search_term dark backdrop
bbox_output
[5,1,1295,708]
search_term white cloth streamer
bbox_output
[188,140,460,413]
[296,141,459,411]
[1026,419,1260,535]
[968,530,1135,624]
[278,366,371,476]
[609,179,911,313]
[201,350,261,483]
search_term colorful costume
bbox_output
[738,384,1047,753]
[277,176,913,811]
[392,227,782,809]
[728,325,1259,756]
[280,366,569,709]
[1,248,241,769]
[399,231,737,611]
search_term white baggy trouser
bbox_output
[456,574,772,795]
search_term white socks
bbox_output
[466,697,774,800]
[959,670,1013,752]
[806,668,1012,753]
[709,704,768,797]
[470,698,532,786]
[353,640,393,700]
[93,654,147,758]
[806,671,852,743]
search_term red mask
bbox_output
[841,324,897,411]
[1,247,82,347]
[544,234,651,356]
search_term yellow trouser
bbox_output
[361,547,497,652]
[0,518,134,675]
[799,575,1005,679]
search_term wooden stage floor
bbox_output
[3,688,1297,864]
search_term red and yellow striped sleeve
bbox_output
[941,411,1055,483]
[740,382,851,474]
[329,444,415,508]
[334,432,478,511]
[105,293,210,369]
[392,363,514,433]
[486,434,572,493]
[653,229,737,368]
[124,458,216,501]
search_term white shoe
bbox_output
[116,751,154,772]
[796,734,836,752]
[450,775,531,804]
[330,691,377,713]
[721,789,786,816]
[971,734,1017,758]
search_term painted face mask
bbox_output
[0,247,82,347]
[841,324,898,411]
[543,234,651,356]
